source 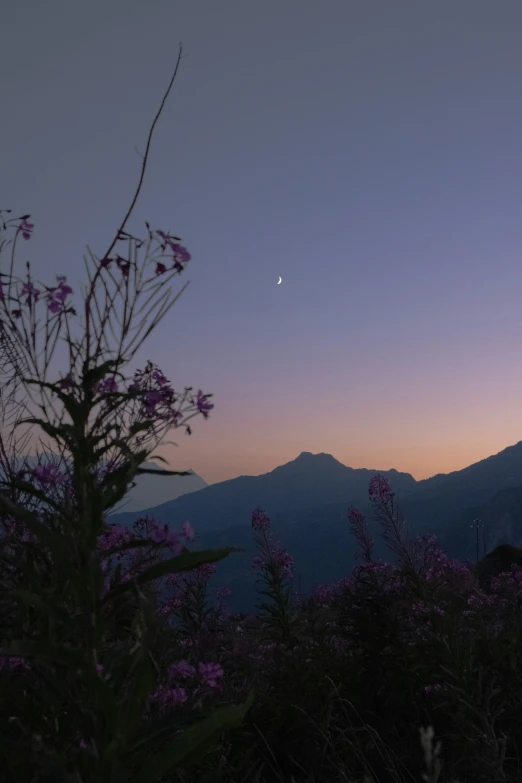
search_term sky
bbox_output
[3,0,522,485]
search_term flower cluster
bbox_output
[45,275,75,315]
[368,474,395,502]
[128,361,214,427]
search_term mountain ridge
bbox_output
[109,449,418,531]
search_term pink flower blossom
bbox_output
[155,261,167,275]
[368,474,395,501]
[182,521,195,541]
[168,660,196,681]
[196,562,216,581]
[196,390,213,419]
[95,376,119,395]
[198,662,224,688]
[58,372,75,390]
[251,507,270,532]
[150,523,182,554]
[20,281,40,306]
[17,218,34,240]
[149,685,187,709]
[45,275,73,314]
[31,462,64,486]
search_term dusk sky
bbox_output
[3,1,522,485]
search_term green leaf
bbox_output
[20,377,83,424]
[0,639,87,670]
[0,491,42,525]
[6,588,64,620]
[128,420,157,437]
[100,452,150,509]
[135,467,195,477]
[1,640,118,725]
[102,537,166,558]
[0,502,73,572]
[10,478,65,515]
[16,417,69,444]
[83,359,121,390]
[123,707,212,760]
[115,653,155,747]
[146,454,169,465]
[130,688,255,782]
[196,770,223,783]
[103,547,243,603]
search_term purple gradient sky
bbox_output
[3,1,522,485]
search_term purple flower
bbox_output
[154,232,191,272]
[168,660,196,681]
[198,662,224,688]
[171,243,191,272]
[0,656,30,673]
[368,474,395,501]
[31,463,64,486]
[251,507,271,532]
[272,546,294,578]
[195,390,213,419]
[46,275,73,314]
[58,372,75,390]
[115,257,130,278]
[196,562,216,581]
[97,524,134,552]
[17,218,34,240]
[251,555,265,572]
[155,262,167,276]
[20,281,40,306]
[424,684,443,694]
[95,376,119,395]
[150,522,182,554]
[182,521,195,541]
[149,685,187,709]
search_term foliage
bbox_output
[0,45,253,782]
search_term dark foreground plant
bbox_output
[187,480,522,783]
[0,45,253,782]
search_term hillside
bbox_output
[108,442,522,612]
[109,450,417,532]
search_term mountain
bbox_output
[389,440,522,535]
[107,442,522,613]
[429,485,522,562]
[111,462,207,514]
[109,451,417,532]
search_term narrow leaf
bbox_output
[103,547,242,603]
[131,689,255,781]
[135,467,195,476]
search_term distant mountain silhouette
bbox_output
[429,484,522,563]
[111,462,207,514]
[393,440,522,534]
[108,442,522,612]
[109,450,417,532]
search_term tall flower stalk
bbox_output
[251,507,297,649]
[0,45,253,783]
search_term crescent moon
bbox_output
[277,276,282,284]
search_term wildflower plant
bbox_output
[0,45,253,782]
[250,507,298,649]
